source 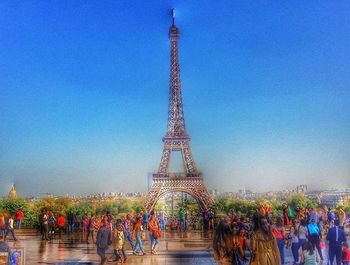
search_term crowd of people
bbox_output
[213,205,350,265]
[35,209,162,264]
[0,209,23,241]
[1,203,349,265]
[94,211,163,264]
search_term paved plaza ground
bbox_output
[3,229,348,264]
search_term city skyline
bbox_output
[1,1,350,196]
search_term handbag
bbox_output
[152,230,161,239]
[141,230,146,240]
[232,248,245,265]
[320,240,326,250]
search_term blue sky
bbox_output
[1,1,350,196]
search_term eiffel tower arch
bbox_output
[145,10,212,212]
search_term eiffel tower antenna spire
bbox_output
[171,8,176,26]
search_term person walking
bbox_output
[67,212,74,234]
[158,210,166,231]
[123,214,135,251]
[179,208,186,231]
[86,213,95,244]
[283,205,290,226]
[112,219,126,263]
[250,216,281,265]
[15,209,24,229]
[132,217,145,255]
[96,216,112,265]
[289,219,300,265]
[208,208,215,230]
[41,210,49,240]
[48,212,56,240]
[4,215,17,241]
[57,213,66,239]
[272,217,286,264]
[307,218,323,261]
[202,208,210,234]
[148,215,161,254]
[298,218,308,248]
[142,211,149,231]
[326,220,346,265]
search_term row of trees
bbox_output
[212,194,350,218]
[0,194,349,228]
[0,197,146,227]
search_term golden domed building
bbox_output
[8,184,17,198]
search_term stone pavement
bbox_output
[3,229,345,264]
[5,229,217,265]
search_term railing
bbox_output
[153,172,202,179]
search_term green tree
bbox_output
[0,197,35,227]
[288,194,318,211]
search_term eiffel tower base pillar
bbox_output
[145,176,213,212]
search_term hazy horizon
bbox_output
[1,1,350,197]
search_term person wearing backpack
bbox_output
[48,211,56,240]
[307,218,323,261]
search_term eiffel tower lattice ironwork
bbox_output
[145,10,212,212]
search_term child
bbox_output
[113,220,125,263]
[343,242,350,265]
[301,241,318,265]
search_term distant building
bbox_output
[321,195,343,208]
[296,185,308,194]
[320,190,350,208]
[8,184,17,198]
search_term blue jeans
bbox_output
[16,220,22,229]
[124,231,135,250]
[134,231,143,253]
[291,242,299,262]
[149,232,159,251]
[276,238,285,264]
[299,238,307,248]
[179,218,186,231]
[159,219,165,231]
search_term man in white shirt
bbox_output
[5,215,17,241]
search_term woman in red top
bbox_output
[148,215,160,254]
[16,209,24,229]
[237,227,249,261]
[272,217,285,264]
[57,214,66,238]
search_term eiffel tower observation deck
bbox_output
[145,9,212,212]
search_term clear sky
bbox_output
[1,1,350,196]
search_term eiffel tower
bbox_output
[145,10,212,212]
